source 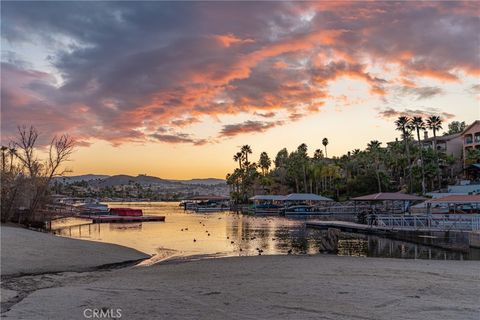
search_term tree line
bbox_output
[226,118,477,203]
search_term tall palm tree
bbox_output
[322,138,329,158]
[395,116,412,192]
[410,116,426,194]
[426,116,443,150]
[233,152,243,169]
[426,116,443,189]
[241,145,252,164]
[258,152,271,176]
[367,140,382,193]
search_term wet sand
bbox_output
[1,226,149,276]
[1,226,479,319]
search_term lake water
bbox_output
[51,202,480,262]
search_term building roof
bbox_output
[186,195,230,201]
[426,194,480,204]
[422,133,461,143]
[284,193,333,201]
[352,192,426,201]
[461,120,480,135]
[249,195,286,201]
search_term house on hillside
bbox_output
[421,132,463,158]
[462,120,480,166]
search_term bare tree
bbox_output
[5,126,75,224]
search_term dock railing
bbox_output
[374,214,480,231]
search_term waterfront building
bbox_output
[462,120,480,167]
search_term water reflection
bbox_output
[51,202,479,261]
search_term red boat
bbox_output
[109,208,143,216]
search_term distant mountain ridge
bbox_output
[54,174,109,183]
[55,174,226,186]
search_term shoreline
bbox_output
[1,225,150,277]
[2,225,479,319]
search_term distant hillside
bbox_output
[54,174,109,184]
[95,175,173,187]
[56,174,226,186]
[178,178,226,185]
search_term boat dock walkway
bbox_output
[306,220,478,250]
[306,220,465,233]
[306,221,392,234]
[78,215,165,223]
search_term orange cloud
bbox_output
[213,33,255,47]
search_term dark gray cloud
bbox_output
[220,120,283,137]
[1,1,478,145]
[378,107,455,120]
[401,86,444,100]
[149,131,207,145]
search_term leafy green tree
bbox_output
[446,121,466,135]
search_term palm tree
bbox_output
[367,140,382,193]
[426,116,443,189]
[322,138,329,158]
[313,149,324,160]
[241,145,252,165]
[258,152,271,176]
[426,116,442,151]
[395,116,412,192]
[410,116,426,194]
[233,152,243,169]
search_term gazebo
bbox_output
[283,193,333,206]
[351,192,426,214]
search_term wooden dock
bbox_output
[78,215,165,223]
[306,221,389,234]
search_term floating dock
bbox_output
[78,215,165,223]
[306,220,475,251]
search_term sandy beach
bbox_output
[1,226,479,320]
[1,226,150,276]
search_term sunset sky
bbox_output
[1,1,479,179]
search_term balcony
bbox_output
[474,133,480,144]
[465,135,473,144]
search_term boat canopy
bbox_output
[185,195,230,201]
[284,193,333,202]
[250,195,286,201]
[352,192,426,201]
[425,194,480,204]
